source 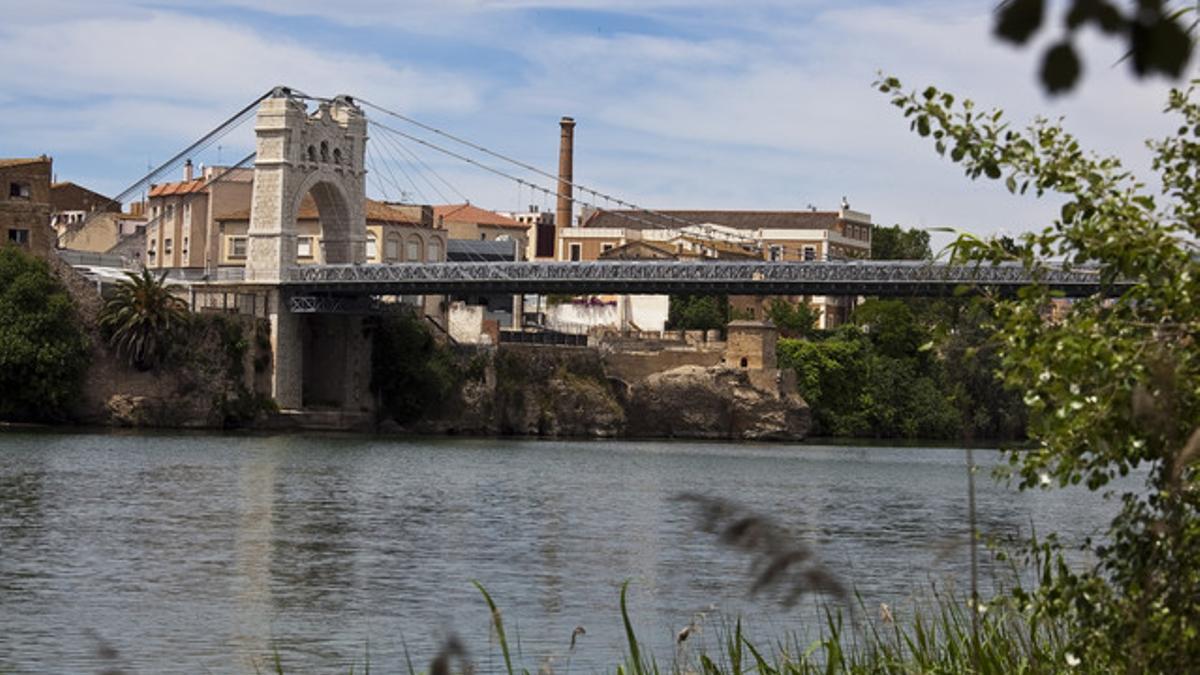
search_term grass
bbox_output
[434,580,1076,675]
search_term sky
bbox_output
[0,0,1191,247]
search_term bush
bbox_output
[0,246,90,421]
[369,312,461,423]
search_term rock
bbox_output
[627,365,810,440]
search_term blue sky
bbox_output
[0,0,1189,246]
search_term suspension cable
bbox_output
[357,97,754,245]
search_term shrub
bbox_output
[0,246,90,421]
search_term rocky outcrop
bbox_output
[626,365,810,440]
[415,346,625,438]
[407,347,808,441]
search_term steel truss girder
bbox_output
[282,261,1122,298]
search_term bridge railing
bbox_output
[280,260,1115,297]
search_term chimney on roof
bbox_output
[549,116,575,256]
[184,159,194,182]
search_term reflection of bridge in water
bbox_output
[275,259,1117,313]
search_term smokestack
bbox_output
[555,116,575,247]
[184,159,194,182]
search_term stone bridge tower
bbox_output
[249,88,372,412]
[247,89,367,280]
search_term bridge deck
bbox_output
[277,260,1118,298]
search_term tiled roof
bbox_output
[0,157,50,169]
[583,209,846,231]
[217,197,427,226]
[433,203,526,229]
[148,178,207,197]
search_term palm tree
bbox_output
[99,268,190,370]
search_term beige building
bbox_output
[569,206,875,329]
[434,203,530,259]
[50,181,121,235]
[218,198,446,267]
[145,163,255,270]
[57,210,148,254]
[1,157,54,257]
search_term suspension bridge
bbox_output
[64,86,1120,411]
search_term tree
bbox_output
[879,74,1200,669]
[369,312,460,423]
[0,246,89,421]
[98,268,190,370]
[667,294,730,331]
[765,298,819,338]
[994,0,1194,94]
[870,224,932,260]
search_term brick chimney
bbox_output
[184,159,194,182]
[553,116,575,255]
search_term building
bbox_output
[1,156,54,256]
[50,181,121,235]
[144,162,255,270]
[57,208,148,255]
[433,203,530,260]
[217,198,446,266]
[567,205,875,329]
[502,205,555,261]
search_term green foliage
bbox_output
[98,268,190,370]
[778,296,1021,441]
[668,294,730,331]
[870,224,932,260]
[993,0,1193,94]
[369,312,460,424]
[880,74,1200,670]
[764,299,819,339]
[0,246,89,422]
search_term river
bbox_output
[0,430,1129,673]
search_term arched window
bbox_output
[320,141,330,162]
[385,233,400,261]
[307,145,317,162]
[426,237,443,262]
[366,233,378,260]
[332,148,342,165]
[739,357,748,368]
[406,235,423,262]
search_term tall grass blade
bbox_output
[473,580,515,675]
[620,580,647,675]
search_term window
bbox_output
[427,238,442,261]
[406,236,422,261]
[385,234,399,261]
[297,236,314,259]
[480,233,487,240]
[333,148,342,165]
[366,234,378,260]
[7,228,29,245]
[182,236,189,258]
[229,236,247,259]
[739,357,749,368]
[164,237,173,255]
[803,245,816,261]
[601,242,614,254]
[307,145,317,162]
[569,242,582,261]
[8,182,30,199]
[769,245,784,261]
[320,141,330,162]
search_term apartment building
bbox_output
[144,162,254,270]
[564,205,875,329]
[0,156,54,256]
